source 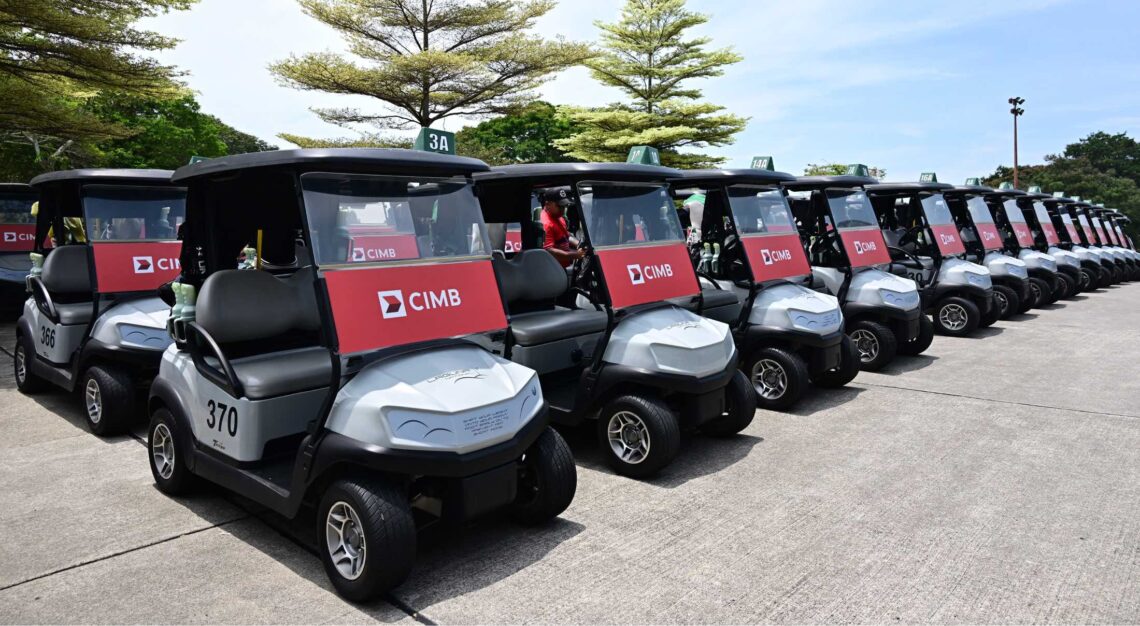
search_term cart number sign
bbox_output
[741,233,810,281]
[91,241,182,293]
[975,223,1003,250]
[839,227,892,267]
[596,243,699,308]
[322,260,507,354]
[930,224,966,255]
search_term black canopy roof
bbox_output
[943,185,995,196]
[171,148,489,183]
[0,182,34,192]
[865,181,954,195]
[474,162,680,186]
[782,175,880,190]
[984,187,1027,199]
[30,169,174,187]
[669,168,797,187]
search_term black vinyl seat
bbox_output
[509,308,608,346]
[493,250,607,347]
[208,346,331,401]
[41,245,95,324]
[701,288,738,309]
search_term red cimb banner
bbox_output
[346,234,419,263]
[322,260,507,354]
[1011,222,1035,247]
[0,224,48,252]
[741,233,810,282]
[1103,225,1120,246]
[930,224,966,256]
[596,242,699,309]
[1040,221,1060,245]
[91,241,182,293]
[975,223,1004,251]
[1092,221,1109,245]
[1062,221,1080,244]
[839,227,891,267]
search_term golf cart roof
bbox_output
[1045,195,1076,204]
[474,162,680,186]
[171,148,489,183]
[944,185,995,196]
[984,187,1027,199]
[668,168,797,187]
[0,182,33,192]
[782,175,879,191]
[864,181,954,195]
[1024,192,1053,201]
[30,169,174,187]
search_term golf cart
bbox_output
[981,186,1064,305]
[1090,206,1138,281]
[149,149,576,602]
[1045,195,1112,289]
[475,163,754,479]
[941,184,1032,318]
[669,169,856,411]
[1071,200,1125,284]
[14,169,185,435]
[783,175,929,368]
[1103,210,1140,279]
[1015,189,1082,298]
[0,183,40,313]
[865,182,997,336]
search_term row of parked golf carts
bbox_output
[3,152,1135,601]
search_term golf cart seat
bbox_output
[197,267,331,400]
[493,249,607,373]
[41,245,95,324]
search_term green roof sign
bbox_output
[750,156,774,171]
[1028,185,1043,193]
[919,172,938,183]
[1072,196,1083,201]
[846,163,870,177]
[998,182,1015,190]
[627,146,661,165]
[1053,191,1065,197]
[965,177,981,185]
[188,155,210,165]
[414,127,456,155]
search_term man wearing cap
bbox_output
[539,187,585,268]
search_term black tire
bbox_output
[510,427,577,525]
[1100,267,1114,288]
[1078,268,1095,292]
[743,346,809,411]
[933,296,980,337]
[811,335,860,388]
[148,408,196,495]
[80,365,136,436]
[1027,277,1052,308]
[897,315,935,356]
[847,319,897,372]
[317,478,416,602]
[13,333,47,394]
[702,370,758,436]
[1057,272,1077,299]
[978,294,1000,328]
[596,394,681,479]
[1114,265,1125,283]
[991,284,1021,320]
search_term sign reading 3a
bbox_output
[414,128,456,155]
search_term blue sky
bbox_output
[144,0,1140,183]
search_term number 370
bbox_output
[206,399,238,437]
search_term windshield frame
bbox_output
[965,196,995,225]
[576,180,685,249]
[725,184,797,235]
[80,184,186,243]
[919,192,954,226]
[824,188,880,230]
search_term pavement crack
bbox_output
[858,381,1140,420]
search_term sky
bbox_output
[142,0,1140,184]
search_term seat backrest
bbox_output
[197,267,321,345]
[486,223,507,253]
[42,245,92,295]
[882,229,904,247]
[492,249,568,311]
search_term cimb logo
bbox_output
[939,233,957,245]
[352,247,399,262]
[760,248,792,265]
[132,256,180,274]
[377,288,462,320]
[626,263,672,285]
[852,240,878,255]
[3,231,32,243]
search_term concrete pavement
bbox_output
[1,284,1138,624]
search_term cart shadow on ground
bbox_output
[955,325,1005,339]
[873,353,939,376]
[785,384,867,417]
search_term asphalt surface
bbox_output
[1,285,1139,624]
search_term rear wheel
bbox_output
[1027,277,1052,308]
[597,395,680,479]
[14,334,47,394]
[811,335,860,388]
[991,284,1021,320]
[897,315,935,356]
[80,365,136,436]
[1057,272,1077,299]
[510,427,576,525]
[703,370,758,436]
[934,296,980,337]
[744,347,809,411]
[148,408,195,495]
[848,320,896,371]
[318,478,416,602]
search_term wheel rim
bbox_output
[606,410,651,465]
[850,329,879,362]
[1029,282,1041,302]
[326,501,367,581]
[1079,273,1090,290]
[994,291,1009,316]
[751,358,788,399]
[939,303,969,331]
[14,344,26,385]
[85,378,102,424]
[151,423,175,480]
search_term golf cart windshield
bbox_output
[1060,213,1081,242]
[83,185,186,241]
[1033,203,1059,244]
[825,190,878,228]
[300,173,490,266]
[1003,199,1026,223]
[1091,217,1109,244]
[965,196,1003,251]
[1078,214,1099,244]
[0,190,36,225]
[920,193,965,255]
[728,187,796,234]
[1003,199,1034,246]
[920,194,953,225]
[579,182,684,247]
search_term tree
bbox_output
[804,163,887,179]
[278,133,411,149]
[455,101,578,165]
[556,0,746,168]
[86,93,228,169]
[215,122,278,155]
[270,0,593,146]
[1061,131,1140,185]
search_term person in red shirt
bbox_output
[539,187,585,268]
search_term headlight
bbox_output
[880,289,919,310]
[787,309,841,333]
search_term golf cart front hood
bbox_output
[604,305,735,378]
[1047,247,1080,268]
[938,257,992,290]
[982,252,1028,279]
[749,283,842,335]
[326,344,543,454]
[847,268,922,312]
[1018,249,1057,272]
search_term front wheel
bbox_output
[897,315,935,356]
[702,370,758,436]
[991,284,1021,320]
[80,365,136,436]
[1057,272,1077,299]
[510,427,577,525]
[1027,277,1052,308]
[597,395,680,479]
[848,320,897,371]
[811,335,860,388]
[14,334,47,394]
[148,408,196,495]
[934,296,980,337]
[318,478,416,602]
[1078,268,1094,292]
[744,346,809,411]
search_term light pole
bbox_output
[1009,97,1025,187]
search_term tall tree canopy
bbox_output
[271,0,593,146]
[804,163,887,179]
[455,101,579,165]
[556,0,746,168]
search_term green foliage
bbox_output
[454,102,578,165]
[86,93,227,168]
[271,0,593,138]
[557,0,746,168]
[278,133,411,149]
[804,163,887,179]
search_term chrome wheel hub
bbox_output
[14,345,26,385]
[607,411,650,465]
[994,291,1009,316]
[939,303,969,331]
[326,501,366,581]
[850,329,879,362]
[151,423,175,480]
[85,378,102,424]
[751,358,788,399]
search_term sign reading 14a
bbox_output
[415,127,456,155]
